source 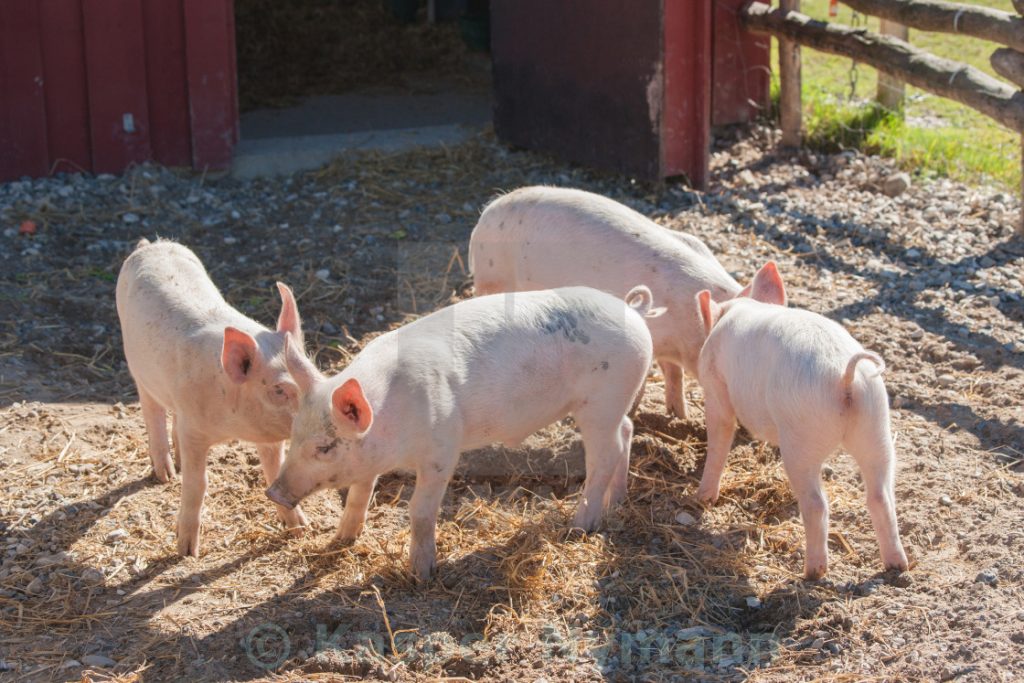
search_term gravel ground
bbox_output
[0,128,1022,682]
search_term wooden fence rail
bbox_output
[841,0,1024,52]
[992,47,1024,89]
[742,0,1024,234]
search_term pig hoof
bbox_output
[152,467,175,484]
[803,565,827,581]
[411,559,437,583]
[151,457,176,483]
[885,559,910,573]
[176,535,200,558]
[667,398,688,420]
[696,486,719,506]
[570,511,601,534]
[176,522,201,558]
[277,505,309,531]
[330,533,358,548]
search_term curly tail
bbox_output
[843,352,885,386]
[625,285,666,319]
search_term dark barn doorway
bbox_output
[233,0,493,145]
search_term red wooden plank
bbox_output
[39,0,92,175]
[712,0,772,126]
[662,0,712,188]
[0,1,49,181]
[183,0,237,169]
[142,0,192,167]
[82,0,152,174]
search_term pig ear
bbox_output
[750,261,787,306]
[276,282,303,346]
[331,378,373,435]
[283,333,321,395]
[222,327,259,384]
[696,290,721,338]
[736,282,752,298]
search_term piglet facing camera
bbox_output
[267,286,656,581]
[116,239,310,557]
[695,262,909,579]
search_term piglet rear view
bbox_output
[696,262,909,579]
[116,239,309,557]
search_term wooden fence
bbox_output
[741,0,1024,233]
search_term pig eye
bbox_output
[313,442,337,461]
[269,383,297,405]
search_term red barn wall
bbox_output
[0,0,237,181]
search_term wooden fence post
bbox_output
[1016,1,1024,235]
[779,0,802,147]
[876,20,908,110]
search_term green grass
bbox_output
[772,0,1021,190]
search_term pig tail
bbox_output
[625,285,655,316]
[843,352,885,386]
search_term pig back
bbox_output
[710,304,861,443]
[368,286,651,450]
[475,186,739,299]
[116,241,249,401]
[117,241,228,323]
[473,188,738,368]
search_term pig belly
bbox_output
[458,343,638,451]
[731,402,781,446]
[459,367,575,451]
[730,385,847,450]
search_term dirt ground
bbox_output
[1,130,1022,682]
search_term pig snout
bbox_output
[265,481,298,510]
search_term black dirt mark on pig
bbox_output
[540,310,590,344]
[317,437,342,456]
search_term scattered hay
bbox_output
[0,372,888,680]
[5,134,1017,680]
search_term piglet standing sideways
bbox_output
[116,239,309,557]
[469,185,747,419]
[695,262,909,579]
[266,285,657,580]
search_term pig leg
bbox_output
[781,441,830,580]
[696,383,737,504]
[573,409,630,532]
[333,477,377,544]
[255,442,309,533]
[138,388,174,482]
[844,424,909,573]
[171,416,181,470]
[176,425,212,557]
[408,457,456,581]
[659,360,688,418]
[603,416,633,510]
